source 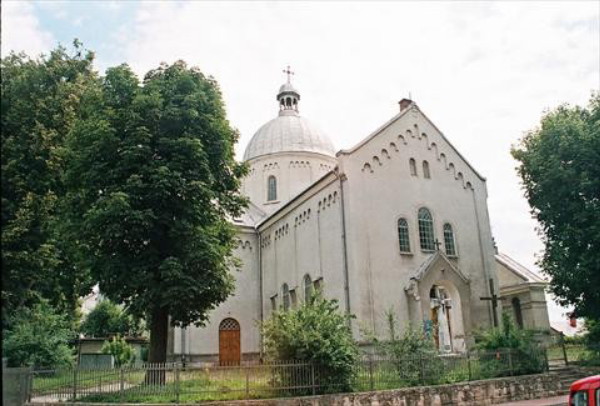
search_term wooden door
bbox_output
[219,318,240,365]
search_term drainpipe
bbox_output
[337,169,352,326]
[258,230,264,361]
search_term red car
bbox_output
[569,375,600,406]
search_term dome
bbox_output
[243,114,335,161]
[278,82,299,95]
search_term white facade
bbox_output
[170,80,550,363]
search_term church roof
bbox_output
[243,75,336,161]
[243,114,336,161]
[495,252,546,283]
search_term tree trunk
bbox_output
[145,306,169,385]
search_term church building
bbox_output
[168,73,551,364]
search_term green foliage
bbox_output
[511,93,600,320]
[261,294,358,393]
[1,42,97,327]
[62,61,248,362]
[101,335,136,367]
[369,310,440,385]
[3,301,74,368]
[81,299,144,338]
[474,313,545,376]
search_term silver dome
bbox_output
[243,113,336,161]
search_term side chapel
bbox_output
[168,70,551,364]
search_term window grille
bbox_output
[409,158,417,176]
[219,318,240,331]
[267,176,277,201]
[423,160,431,179]
[418,208,435,251]
[443,223,457,256]
[397,218,411,253]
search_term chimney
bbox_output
[569,315,577,328]
[399,98,412,112]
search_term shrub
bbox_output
[261,293,358,394]
[3,301,74,368]
[80,299,144,338]
[474,313,545,377]
[369,310,441,386]
[101,335,136,367]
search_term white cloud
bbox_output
[1,1,54,57]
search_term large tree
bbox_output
[63,61,247,363]
[512,93,600,320]
[1,42,96,326]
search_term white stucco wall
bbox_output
[338,105,498,343]
[173,227,261,358]
[241,152,337,215]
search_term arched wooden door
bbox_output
[219,318,241,365]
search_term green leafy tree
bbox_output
[3,300,74,368]
[63,61,247,364]
[102,335,136,367]
[1,42,96,326]
[261,294,358,393]
[81,299,144,338]
[511,93,600,320]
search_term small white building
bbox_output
[169,77,551,364]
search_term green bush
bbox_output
[261,293,358,394]
[369,310,441,386]
[3,301,74,368]
[101,334,136,367]
[474,313,545,377]
[80,299,144,338]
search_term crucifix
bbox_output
[282,65,294,83]
[480,278,502,327]
[434,238,442,251]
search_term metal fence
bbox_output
[27,347,562,403]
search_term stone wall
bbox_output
[27,371,570,406]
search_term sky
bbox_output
[3,0,599,323]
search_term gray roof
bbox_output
[243,112,336,161]
[495,253,546,283]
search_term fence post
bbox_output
[543,347,550,373]
[245,365,250,399]
[467,351,472,381]
[368,355,374,391]
[175,363,180,404]
[562,338,569,366]
[508,349,514,376]
[72,367,78,401]
[311,362,316,396]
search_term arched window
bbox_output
[282,283,290,311]
[423,160,431,179]
[397,218,411,253]
[512,298,524,328]
[304,274,313,302]
[418,208,435,251]
[267,176,277,201]
[409,158,417,176]
[443,223,457,256]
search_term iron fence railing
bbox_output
[26,345,588,403]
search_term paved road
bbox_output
[496,394,568,406]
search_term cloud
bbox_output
[1,1,54,57]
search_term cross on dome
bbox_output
[282,65,294,83]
